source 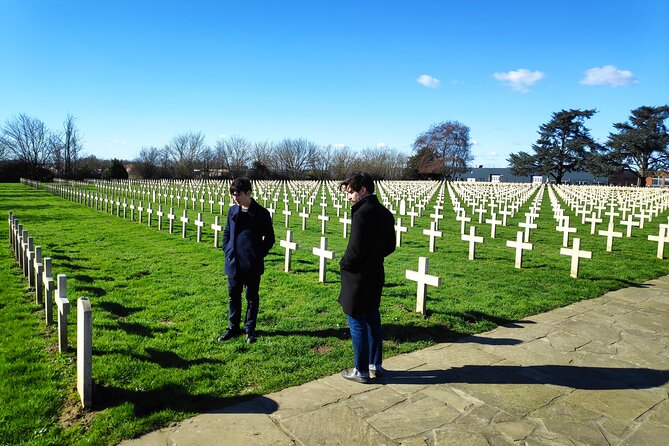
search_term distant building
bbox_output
[459,168,608,185]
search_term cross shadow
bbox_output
[94,383,278,415]
[379,365,669,390]
[97,301,144,318]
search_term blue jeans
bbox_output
[347,308,382,373]
[228,274,261,333]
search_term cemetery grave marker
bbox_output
[312,236,335,283]
[405,257,441,314]
[560,237,592,278]
[279,230,299,272]
[506,231,533,269]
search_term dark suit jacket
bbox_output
[339,194,396,315]
[222,198,275,277]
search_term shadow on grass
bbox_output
[379,365,669,390]
[93,347,225,370]
[98,301,144,317]
[93,383,278,415]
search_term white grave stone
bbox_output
[312,236,335,283]
[405,257,441,314]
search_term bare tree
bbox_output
[274,138,318,178]
[311,144,336,180]
[61,114,83,178]
[133,146,162,179]
[0,113,55,178]
[214,135,250,179]
[330,146,358,179]
[164,132,206,179]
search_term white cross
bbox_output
[282,207,292,228]
[422,221,443,253]
[211,216,223,247]
[146,204,153,226]
[461,226,484,260]
[598,222,622,252]
[474,205,487,223]
[312,237,335,283]
[406,208,419,227]
[584,212,603,235]
[430,211,444,230]
[339,212,352,238]
[405,257,441,314]
[280,230,299,272]
[560,237,592,278]
[333,203,343,217]
[555,219,577,247]
[485,213,502,238]
[180,210,189,238]
[394,217,408,247]
[498,207,512,226]
[318,214,330,234]
[55,274,70,352]
[456,210,471,235]
[506,231,533,269]
[620,214,640,237]
[518,216,537,242]
[156,205,164,230]
[648,224,669,259]
[167,207,176,234]
[633,209,650,229]
[299,208,310,230]
[194,212,205,242]
[137,202,144,224]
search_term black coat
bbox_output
[338,194,396,315]
[222,198,275,277]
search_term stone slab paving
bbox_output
[120,276,669,446]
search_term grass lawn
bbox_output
[1,181,667,445]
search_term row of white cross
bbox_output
[36,180,669,316]
[7,212,92,408]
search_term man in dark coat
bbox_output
[219,178,275,343]
[339,172,396,383]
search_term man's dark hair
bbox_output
[340,172,375,194]
[230,178,252,195]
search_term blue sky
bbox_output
[2,0,667,167]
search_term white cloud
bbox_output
[580,65,637,87]
[471,138,479,146]
[417,74,441,88]
[333,143,347,148]
[376,142,387,148]
[493,68,545,92]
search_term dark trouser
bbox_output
[227,274,261,333]
[347,307,382,373]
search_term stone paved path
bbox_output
[120,276,669,445]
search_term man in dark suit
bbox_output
[219,178,275,344]
[339,172,396,383]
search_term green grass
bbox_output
[1,181,668,445]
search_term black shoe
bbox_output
[246,333,256,344]
[217,328,241,341]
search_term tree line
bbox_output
[2,105,667,184]
[508,105,669,185]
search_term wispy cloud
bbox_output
[417,74,441,88]
[376,142,387,148]
[580,65,637,87]
[493,68,545,92]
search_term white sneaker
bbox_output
[369,366,383,379]
[341,368,370,383]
